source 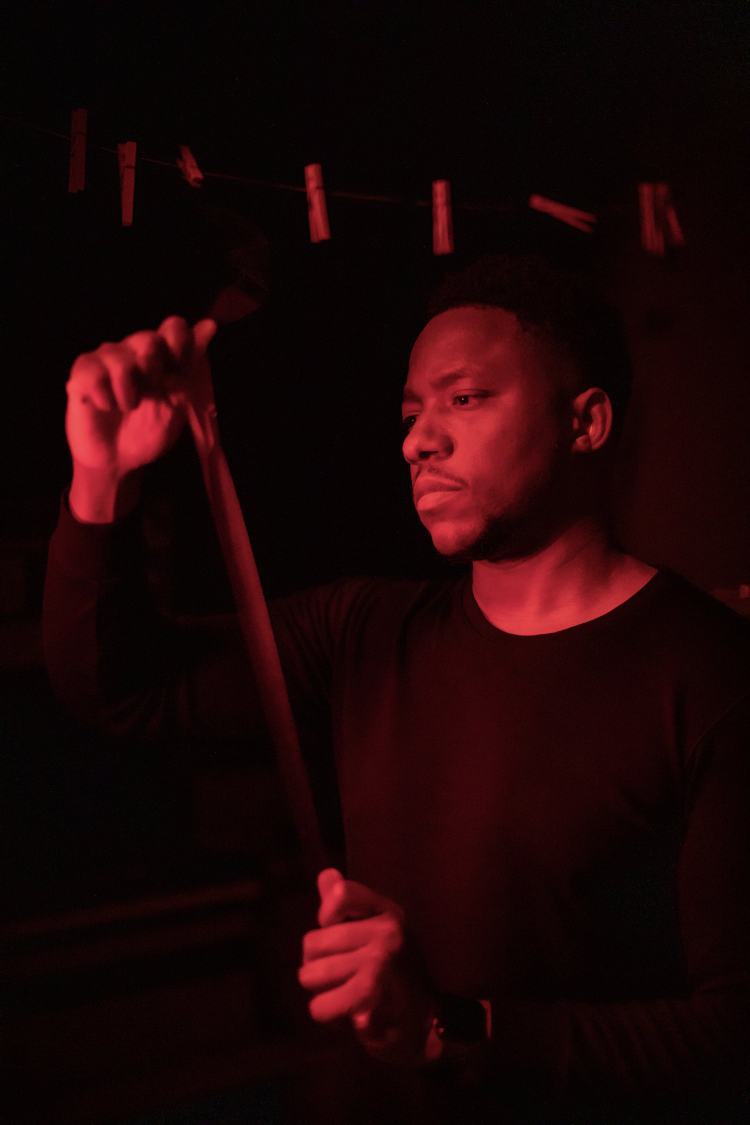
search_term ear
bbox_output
[570,387,613,453]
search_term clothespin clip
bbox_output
[528,194,597,234]
[117,142,137,226]
[177,145,203,188]
[432,180,454,255]
[68,108,87,193]
[304,163,330,243]
[638,183,684,256]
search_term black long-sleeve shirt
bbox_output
[43,498,750,1122]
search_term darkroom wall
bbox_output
[609,117,750,589]
[2,0,749,597]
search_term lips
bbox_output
[413,478,465,516]
[413,476,464,503]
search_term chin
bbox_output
[427,518,486,560]
[432,510,546,565]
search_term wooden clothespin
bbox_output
[528,194,597,234]
[177,145,203,187]
[68,108,87,193]
[638,183,684,256]
[117,142,137,226]
[304,163,330,243]
[432,180,454,255]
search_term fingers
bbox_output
[122,330,180,389]
[192,317,218,354]
[97,345,142,412]
[300,894,407,1029]
[65,317,213,477]
[303,916,392,963]
[307,965,381,1024]
[298,948,360,992]
[157,316,193,368]
[69,337,171,417]
[318,875,403,928]
[317,867,344,897]
[316,867,344,920]
[155,315,216,368]
[69,318,210,413]
[67,353,111,411]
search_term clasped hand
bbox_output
[298,868,436,1064]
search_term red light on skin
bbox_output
[402,306,567,560]
[413,473,465,513]
[415,488,463,513]
[401,306,642,634]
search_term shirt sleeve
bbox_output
[483,692,750,1121]
[42,493,351,746]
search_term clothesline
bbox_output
[0,111,506,210]
[1,109,684,254]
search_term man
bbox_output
[44,256,750,1122]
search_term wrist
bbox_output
[69,462,144,524]
[424,994,490,1069]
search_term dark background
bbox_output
[2,2,750,1122]
[3,0,750,594]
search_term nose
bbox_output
[402,410,454,465]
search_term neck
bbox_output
[471,516,656,635]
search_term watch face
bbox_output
[437,995,488,1044]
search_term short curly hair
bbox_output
[427,255,633,438]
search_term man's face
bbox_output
[402,306,574,561]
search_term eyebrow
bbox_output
[401,370,476,403]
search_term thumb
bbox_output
[317,868,344,924]
[193,317,218,354]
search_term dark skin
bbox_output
[63,308,650,1064]
[297,307,653,1062]
[298,869,438,1063]
[403,307,655,632]
[65,314,441,1064]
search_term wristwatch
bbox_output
[426,993,490,1068]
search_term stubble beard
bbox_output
[440,444,572,567]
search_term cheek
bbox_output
[469,416,561,505]
[471,416,541,479]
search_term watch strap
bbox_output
[434,993,489,1044]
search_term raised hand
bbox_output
[66,316,216,522]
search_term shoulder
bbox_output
[269,573,464,652]
[643,569,750,743]
[648,568,750,658]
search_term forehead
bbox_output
[405,306,546,392]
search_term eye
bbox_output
[401,414,418,432]
[453,393,487,408]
